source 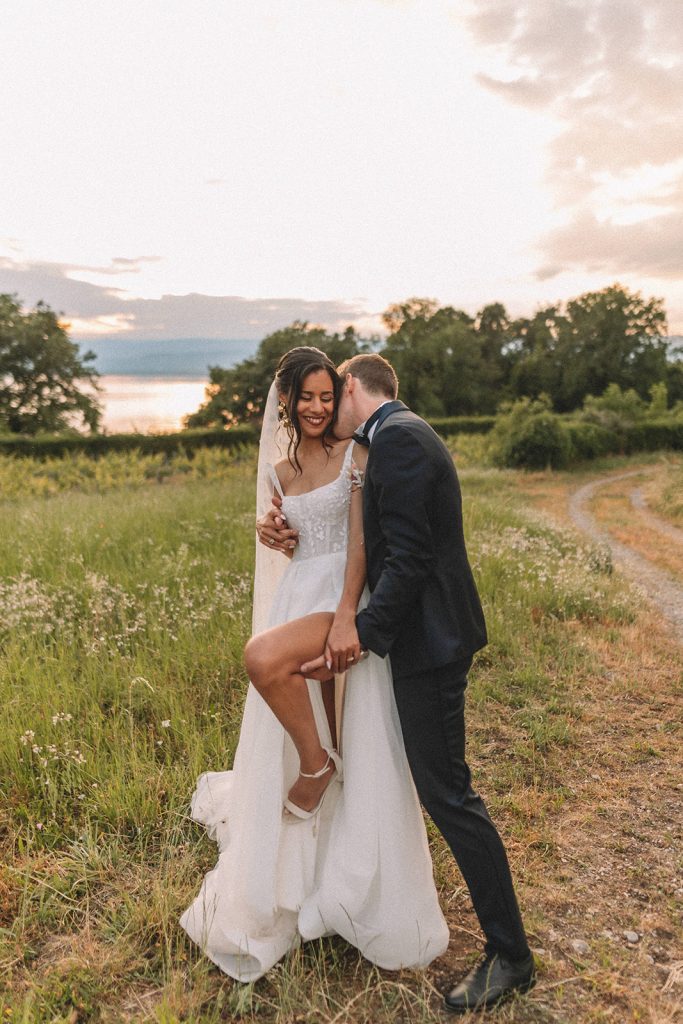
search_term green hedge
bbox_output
[1,414,680,465]
[0,415,495,460]
[623,420,683,453]
[0,425,259,460]
[496,416,683,469]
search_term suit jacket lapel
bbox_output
[365,402,408,498]
[370,400,407,439]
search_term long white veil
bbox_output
[252,380,289,635]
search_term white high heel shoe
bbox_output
[283,748,343,821]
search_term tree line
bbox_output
[1,284,681,436]
[185,284,683,430]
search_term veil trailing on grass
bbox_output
[252,380,289,635]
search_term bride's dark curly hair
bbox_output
[274,346,342,473]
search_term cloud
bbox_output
[467,0,683,281]
[106,256,163,273]
[0,256,129,316]
[0,256,369,340]
[467,0,683,184]
[537,209,683,280]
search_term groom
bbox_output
[260,354,535,1013]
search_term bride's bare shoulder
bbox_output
[273,457,296,490]
[350,442,368,470]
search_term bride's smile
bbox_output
[293,369,335,438]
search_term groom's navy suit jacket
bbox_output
[355,401,487,680]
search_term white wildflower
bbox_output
[51,712,73,725]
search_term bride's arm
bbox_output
[272,459,296,559]
[325,449,367,673]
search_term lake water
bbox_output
[98,376,210,434]
[87,337,259,433]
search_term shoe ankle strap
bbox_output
[299,754,333,779]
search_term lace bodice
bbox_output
[268,444,356,562]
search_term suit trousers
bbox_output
[392,657,531,962]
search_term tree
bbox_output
[0,293,102,434]
[509,306,565,402]
[381,301,503,415]
[666,360,683,408]
[510,285,669,411]
[557,285,668,410]
[474,302,516,403]
[381,297,440,335]
[184,321,368,429]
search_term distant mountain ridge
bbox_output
[82,337,259,377]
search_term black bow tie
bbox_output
[352,407,386,448]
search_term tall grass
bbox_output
[0,452,641,1021]
[652,461,683,526]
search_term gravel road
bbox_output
[569,471,683,644]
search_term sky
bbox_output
[1,0,682,342]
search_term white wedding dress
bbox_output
[179,442,449,982]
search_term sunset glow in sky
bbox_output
[2,0,682,339]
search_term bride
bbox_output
[179,346,448,982]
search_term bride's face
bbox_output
[288,369,336,440]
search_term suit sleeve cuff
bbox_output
[356,610,390,660]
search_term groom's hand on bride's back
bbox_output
[256,496,299,555]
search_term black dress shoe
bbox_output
[444,952,536,1014]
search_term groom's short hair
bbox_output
[338,354,398,399]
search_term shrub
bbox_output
[489,397,573,470]
[581,383,647,429]
[566,421,620,461]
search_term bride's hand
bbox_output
[299,653,334,682]
[325,613,361,674]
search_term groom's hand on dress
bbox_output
[256,498,299,554]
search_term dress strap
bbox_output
[267,463,285,499]
[349,441,365,491]
[343,441,355,468]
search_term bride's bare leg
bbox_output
[244,611,337,812]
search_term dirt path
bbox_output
[569,470,683,643]
[631,485,683,545]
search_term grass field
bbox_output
[0,447,681,1023]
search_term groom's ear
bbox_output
[344,372,355,393]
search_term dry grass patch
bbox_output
[641,456,683,529]
[491,465,683,1023]
[589,477,683,582]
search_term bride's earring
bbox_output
[278,400,291,429]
